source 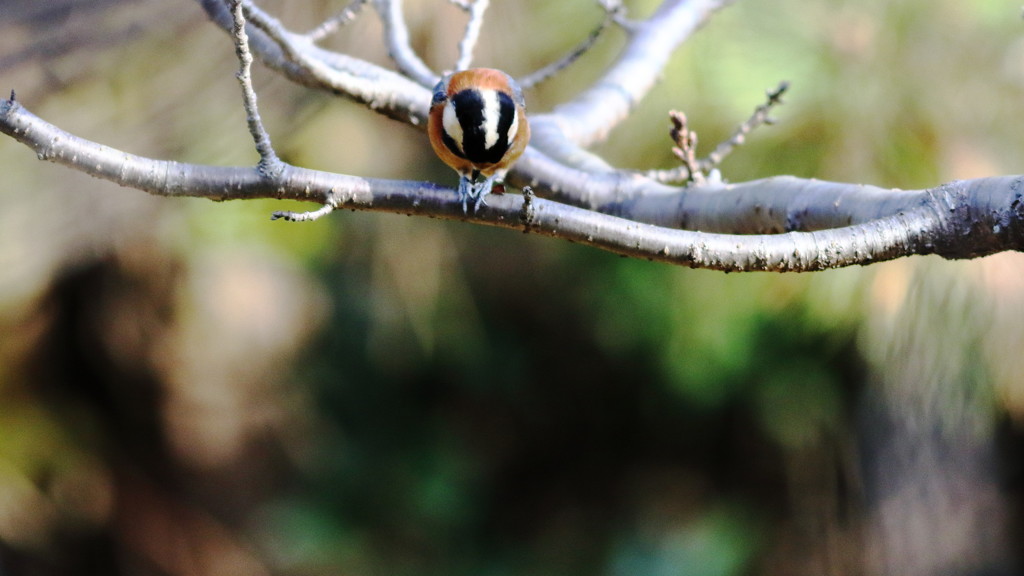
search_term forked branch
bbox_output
[3,0,1022,272]
[230,0,281,176]
[3,98,1022,270]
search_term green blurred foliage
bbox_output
[2,0,1024,574]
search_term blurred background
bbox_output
[2,0,1024,574]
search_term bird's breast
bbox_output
[441,88,518,165]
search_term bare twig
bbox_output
[701,80,788,170]
[671,110,701,183]
[638,165,689,185]
[644,82,788,185]
[230,0,281,176]
[197,0,430,124]
[518,0,623,89]
[638,111,699,185]
[233,0,338,220]
[606,0,638,31]
[307,0,370,43]
[532,0,732,150]
[236,0,433,124]
[374,0,438,86]
[455,0,490,71]
[272,202,336,222]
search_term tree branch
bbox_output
[508,143,931,234]
[230,0,281,176]
[517,0,623,90]
[454,0,489,72]
[195,0,732,172]
[6,1,1021,273]
[644,82,789,184]
[373,0,440,87]
[700,81,788,171]
[4,97,1021,271]
[197,0,431,124]
[193,0,736,215]
[307,0,370,43]
[531,0,733,157]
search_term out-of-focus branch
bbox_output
[4,98,1023,271]
[194,0,743,213]
[701,80,788,170]
[307,0,370,43]
[454,0,489,71]
[532,0,733,156]
[517,0,624,90]
[197,0,731,161]
[373,0,439,86]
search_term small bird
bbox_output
[428,68,530,213]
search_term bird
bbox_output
[427,68,530,213]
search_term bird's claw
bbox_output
[458,175,497,214]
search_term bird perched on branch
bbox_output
[428,68,530,213]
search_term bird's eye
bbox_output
[431,81,448,106]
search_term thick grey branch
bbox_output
[511,147,933,234]
[4,98,1021,271]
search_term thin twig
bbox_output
[531,0,733,151]
[272,202,336,221]
[701,81,789,170]
[375,0,438,86]
[455,0,489,71]
[307,0,370,43]
[230,0,282,176]
[644,82,789,185]
[198,0,431,124]
[232,0,339,220]
[519,0,623,89]
[671,110,701,183]
[239,0,429,117]
[640,110,699,184]
[447,0,472,9]
[606,0,637,31]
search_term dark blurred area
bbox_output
[2,0,1024,575]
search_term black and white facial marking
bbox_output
[441,88,519,165]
